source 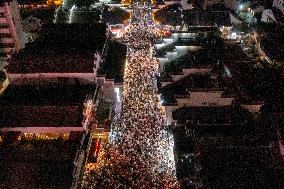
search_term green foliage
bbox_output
[97,98,113,124]
[98,42,127,83]
[238,23,250,33]
[55,6,69,23]
[74,0,95,9]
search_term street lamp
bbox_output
[239,4,244,11]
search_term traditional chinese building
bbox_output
[0,0,25,65]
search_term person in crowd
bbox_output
[82,4,179,189]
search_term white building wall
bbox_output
[164,105,179,125]
[163,92,234,125]
[8,73,96,85]
[261,9,277,23]
[273,0,284,14]
[176,91,234,106]
[0,0,26,69]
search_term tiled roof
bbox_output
[7,53,95,73]
[0,105,84,127]
[161,74,218,97]
[172,106,234,123]
[199,147,283,188]
[261,38,284,61]
[0,84,97,128]
[98,41,127,83]
[7,23,106,74]
[183,10,232,27]
[0,84,97,105]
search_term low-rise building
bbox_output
[183,10,232,28]
[6,23,106,85]
[155,28,235,125]
[0,83,98,136]
[273,0,284,14]
[0,0,26,67]
[160,72,234,125]
[203,0,240,11]
[261,9,277,23]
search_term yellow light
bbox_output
[46,0,63,7]
[0,77,9,95]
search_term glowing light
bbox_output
[114,87,121,102]
[82,3,179,188]
[231,32,237,39]
[68,5,76,23]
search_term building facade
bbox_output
[0,0,25,67]
[273,0,284,14]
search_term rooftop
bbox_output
[222,43,284,104]
[154,6,232,28]
[20,7,56,24]
[0,139,79,188]
[161,49,216,77]
[172,106,252,125]
[102,6,130,25]
[29,23,106,54]
[261,38,284,62]
[7,23,107,74]
[199,147,283,188]
[157,31,225,79]
[0,83,96,105]
[154,4,182,26]
[97,41,127,83]
[183,10,232,27]
[17,0,47,4]
[69,9,101,24]
[0,84,96,128]
[0,105,84,128]
[173,106,283,187]
[160,73,224,102]
[258,24,284,61]
[7,53,96,73]
[55,5,129,25]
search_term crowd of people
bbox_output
[82,4,179,189]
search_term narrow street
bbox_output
[82,4,179,189]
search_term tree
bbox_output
[74,0,94,10]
